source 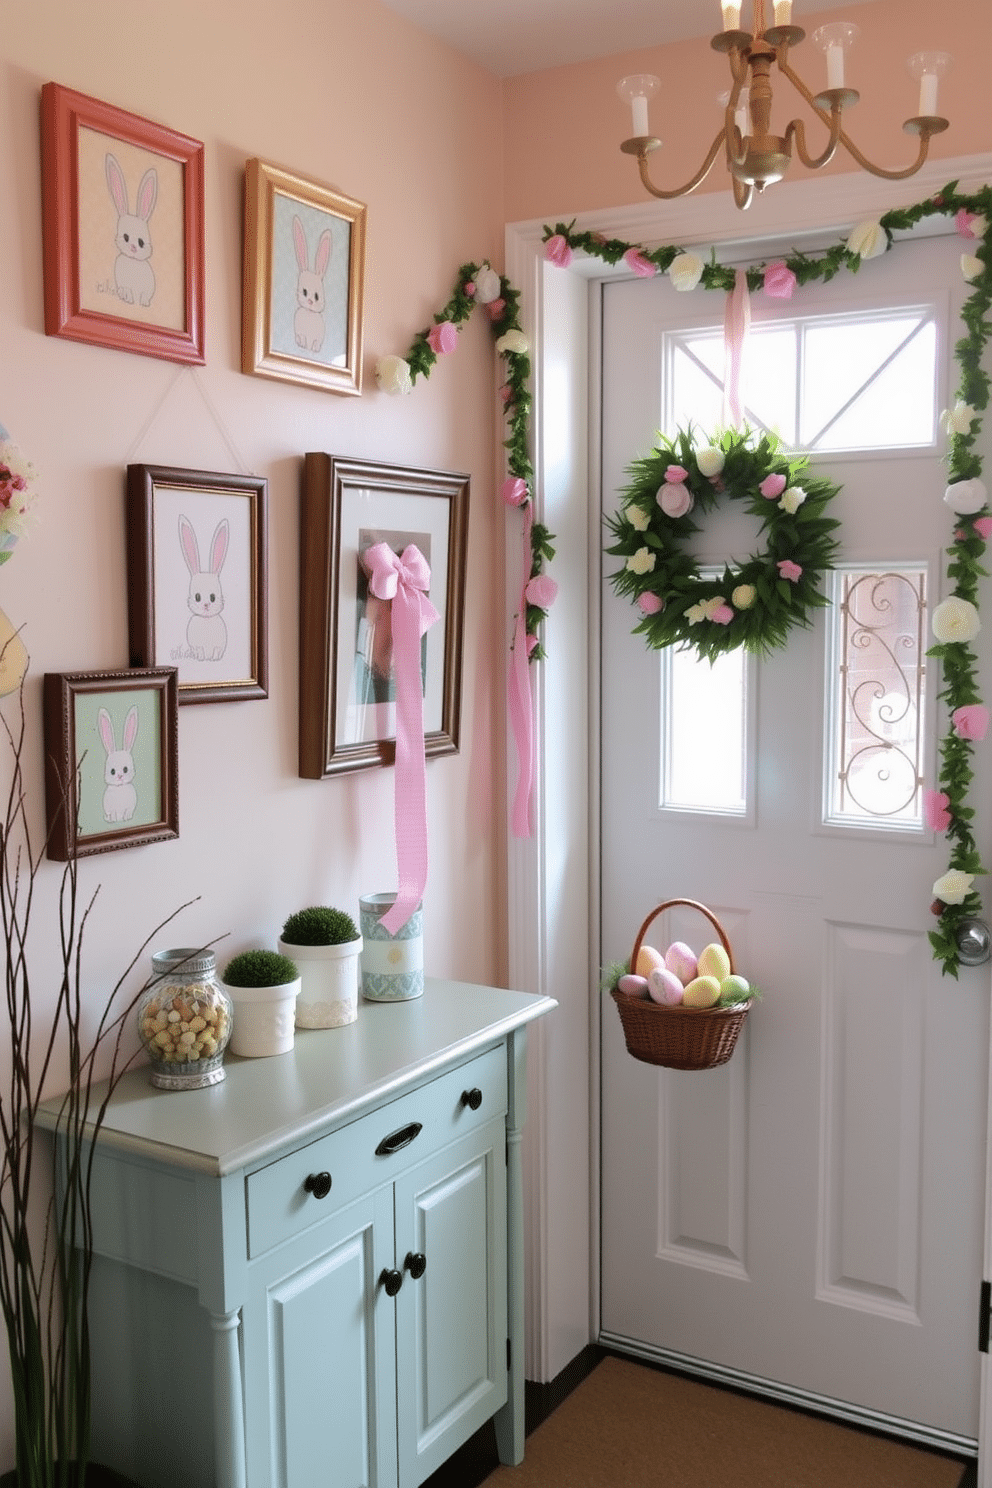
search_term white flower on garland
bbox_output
[933,868,975,905]
[496,329,529,356]
[668,252,705,292]
[686,595,729,624]
[626,546,656,575]
[932,595,981,644]
[944,477,988,515]
[474,264,502,305]
[732,583,757,609]
[961,254,983,283]
[941,400,978,436]
[375,355,413,395]
[847,219,887,261]
[779,485,807,514]
[625,504,650,531]
[696,446,725,478]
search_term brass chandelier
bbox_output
[617,0,950,210]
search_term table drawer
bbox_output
[246,1043,507,1258]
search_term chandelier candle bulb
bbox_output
[774,0,792,22]
[631,94,649,136]
[721,1,742,30]
[826,44,844,88]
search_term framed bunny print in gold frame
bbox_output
[126,465,269,706]
[242,159,366,396]
[40,83,205,364]
[42,668,179,861]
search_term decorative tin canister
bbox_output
[359,893,424,1001]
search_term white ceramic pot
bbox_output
[225,977,300,1057]
[278,938,363,1029]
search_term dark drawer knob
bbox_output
[461,1087,483,1111]
[303,1171,332,1200]
[404,1251,427,1280]
[380,1268,403,1297]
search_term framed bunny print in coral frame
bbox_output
[42,668,179,861]
[40,82,205,364]
[126,465,268,705]
[242,159,366,396]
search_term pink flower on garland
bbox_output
[711,603,734,625]
[760,472,787,499]
[952,704,990,741]
[526,633,539,656]
[464,281,476,297]
[499,384,513,406]
[956,208,987,240]
[427,321,458,355]
[638,592,663,615]
[777,559,803,582]
[664,464,688,483]
[545,234,573,269]
[763,261,797,299]
[974,517,992,541]
[502,476,529,507]
[624,248,657,278]
[486,298,507,322]
[924,789,952,832]
[525,573,559,608]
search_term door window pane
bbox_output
[661,645,748,816]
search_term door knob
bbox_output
[955,917,992,966]
[380,1268,403,1297]
[404,1251,427,1280]
[303,1171,332,1199]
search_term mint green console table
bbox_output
[37,978,556,1488]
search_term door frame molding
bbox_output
[505,153,992,1473]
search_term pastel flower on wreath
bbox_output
[624,503,650,532]
[624,247,657,278]
[657,483,694,519]
[627,546,656,575]
[759,471,787,499]
[668,252,705,291]
[696,446,725,479]
[710,603,734,625]
[932,595,981,644]
[545,234,574,269]
[732,583,757,609]
[777,559,803,582]
[941,401,978,437]
[502,476,529,508]
[933,868,975,906]
[779,485,807,514]
[486,298,507,322]
[955,208,988,240]
[375,355,413,395]
[685,600,708,625]
[525,573,559,608]
[474,264,502,304]
[952,704,990,742]
[496,329,529,356]
[637,591,664,615]
[944,477,988,515]
[427,321,458,355]
[687,595,729,624]
[499,383,513,406]
[961,254,983,284]
[974,516,992,541]
[924,789,952,833]
[846,218,888,261]
[763,260,796,299]
[463,281,476,297]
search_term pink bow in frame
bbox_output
[363,542,440,934]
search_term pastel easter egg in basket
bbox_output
[682,974,721,1009]
[664,941,697,983]
[697,942,732,983]
[719,974,751,1006]
[635,944,665,978]
[618,973,650,998]
[648,966,684,1006]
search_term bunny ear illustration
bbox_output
[209,519,230,574]
[105,153,129,216]
[97,707,116,755]
[178,514,201,575]
[122,705,139,752]
[135,168,158,223]
[292,215,309,272]
[314,230,333,280]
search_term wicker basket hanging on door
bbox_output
[610,899,751,1072]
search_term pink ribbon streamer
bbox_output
[723,267,751,429]
[507,502,534,837]
[364,542,440,934]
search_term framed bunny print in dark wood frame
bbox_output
[40,83,205,364]
[126,465,268,705]
[42,668,179,861]
[242,159,366,396]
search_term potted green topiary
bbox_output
[221,950,300,1058]
[278,906,363,1029]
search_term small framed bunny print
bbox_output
[40,83,205,364]
[125,465,268,705]
[42,668,179,860]
[242,159,366,396]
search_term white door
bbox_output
[599,229,991,1450]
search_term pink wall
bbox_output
[504,0,991,222]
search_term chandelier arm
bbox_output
[777,55,935,180]
[635,127,725,200]
[784,111,842,172]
